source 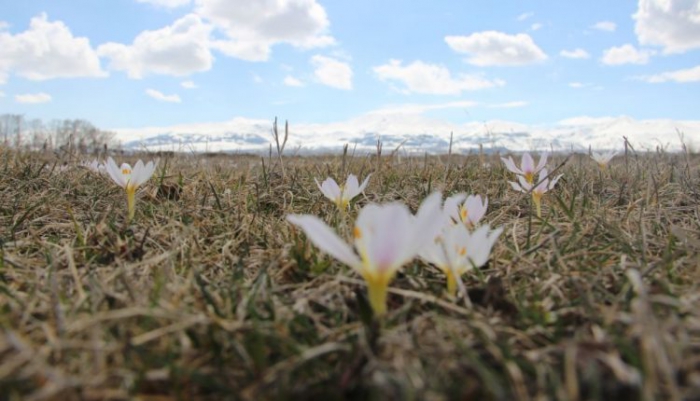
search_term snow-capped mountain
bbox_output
[114,114,700,154]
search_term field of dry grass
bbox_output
[1,145,700,400]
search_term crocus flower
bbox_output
[81,159,104,174]
[510,168,562,218]
[591,150,617,170]
[315,174,371,211]
[420,223,502,296]
[502,152,548,184]
[105,157,158,222]
[287,192,444,316]
[444,193,488,228]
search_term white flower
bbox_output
[591,150,617,169]
[287,192,444,316]
[444,194,488,228]
[420,223,502,296]
[105,157,158,221]
[510,168,562,218]
[316,174,371,210]
[81,159,104,174]
[502,152,548,184]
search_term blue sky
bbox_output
[1,0,699,136]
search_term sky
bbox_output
[0,0,699,150]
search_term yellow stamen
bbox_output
[353,226,362,239]
[459,206,468,223]
[525,172,534,184]
[122,168,131,175]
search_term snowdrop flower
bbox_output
[444,194,488,228]
[510,168,562,218]
[105,157,158,222]
[591,150,617,170]
[420,223,502,296]
[287,192,444,316]
[315,174,371,211]
[502,152,548,184]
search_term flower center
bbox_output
[353,226,362,239]
[458,246,467,256]
[459,206,468,222]
[524,171,534,183]
[122,168,132,175]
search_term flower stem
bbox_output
[126,188,136,222]
[366,274,390,317]
[533,193,542,218]
[446,269,457,297]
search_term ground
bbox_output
[1,145,699,400]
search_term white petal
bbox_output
[465,195,487,225]
[521,153,534,173]
[467,225,502,268]
[287,214,362,270]
[509,181,525,192]
[134,160,157,186]
[345,174,360,198]
[362,202,415,275]
[410,192,446,261]
[358,174,371,193]
[418,230,448,269]
[131,160,146,187]
[501,156,522,175]
[319,178,341,202]
[549,174,563,189]
[517,176,532,191]
[444,193,467,223]
[535,152,548,172]
[105,157,126,188]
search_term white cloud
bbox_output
[196,0,335,62]
[517,12,534,21]
[591,21,617,32]
[634,0,700,54]
[311,55,352,90]
[98,14,213,78]
[252,73,263,83]
[557,116,617,126]
[146,89,182,102]
[368,101,478,115]
[0,13,106,81]
[15,92,51,104]
[181,80,198,89]
[0,91,5,97]
[136,0,191,8]
[488,101,528,108]
[530,23,543,31]
[636,65,700,83]
[445,31,547,66]
[283,75,304,87]
[568,82,587,88]
[601,44,654,65]
[560,48,590,59]
[373,60,504,95]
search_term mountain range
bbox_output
[115,114,700,155]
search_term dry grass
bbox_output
[1,145,700,400]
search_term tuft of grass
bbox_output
[1,148,700,400]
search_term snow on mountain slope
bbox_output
[114,114,699,154]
